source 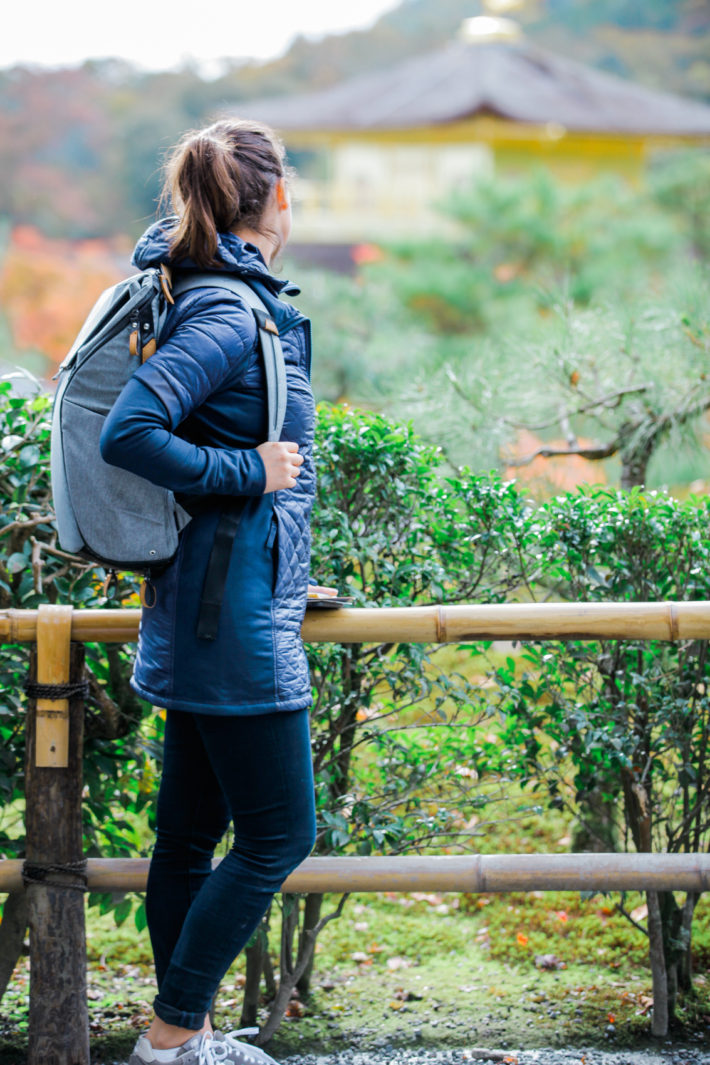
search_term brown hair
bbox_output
[161,119,288,268]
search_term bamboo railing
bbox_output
[3,598,710,644]
[4,599,710,1064]
[0,853,708,895]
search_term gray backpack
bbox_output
[51,267,286,573]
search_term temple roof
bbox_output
[244,37,710,137]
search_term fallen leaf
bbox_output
[534,953,566,970]
[393,987,423,1002]
[636,995,653,1016]
[386,956,412,971]
[410,892,444,905]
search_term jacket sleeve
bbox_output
[100,291,266,496]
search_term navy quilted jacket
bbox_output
[100,221,315,715]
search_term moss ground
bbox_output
[2,814,710,1062]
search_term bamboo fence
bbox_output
[3,600,710,1064]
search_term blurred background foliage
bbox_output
[0,0,708,239]
[0,3,708,506]
[294,154,710,495]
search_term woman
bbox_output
[101,119,327,1065]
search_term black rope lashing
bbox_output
[22,860,89,892]
[23,679,89,701]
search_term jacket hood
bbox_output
[131,218,299,297]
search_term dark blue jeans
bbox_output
[147,707,316,1029]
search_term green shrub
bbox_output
[0,381,155,861]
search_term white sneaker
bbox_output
[128,1031,233,1065]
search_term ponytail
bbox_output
[161,119,287,268]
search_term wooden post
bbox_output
[25,605,89,1065]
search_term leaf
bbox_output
[113,897,132,927]
[134,901,147,933]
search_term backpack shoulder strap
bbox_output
[170,272,290,641]
[171,273,287,442]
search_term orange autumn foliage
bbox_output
[503,428,607,498]
[0,226,130,370]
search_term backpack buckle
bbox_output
[159,263,174,305]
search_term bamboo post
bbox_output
[34,604,73,767]
[25,605,89,1065]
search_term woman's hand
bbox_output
[257,441,304,493]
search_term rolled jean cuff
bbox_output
[153,994,207,1031]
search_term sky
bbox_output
[3,0,400,72]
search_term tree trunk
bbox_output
[240,909,272,1027]
[296,893,323,997]
[240,938,266,1028]
[571,789,618,852]
[620,440,653,490]
[678,893,697,992]
[647,889,669,1037]
[0,891,29,1004]
[255,894,348,1048]
[254,897,300,1045]
[262,950,276,1000]
[626,781,668,1036]
[25,641,89,1065]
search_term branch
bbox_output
[445,364,480,409]
[30,536,43,595]
[615,899,649,938]
[38,543,93,566]
[502,383,652,432]
[0,514,54,539]
[308,892,350,943]
[84,669,125,740]
[682,325,709,352]
[507,440,619,469]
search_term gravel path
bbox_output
[278,1047,709,1065]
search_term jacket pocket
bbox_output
[266,510,279,593]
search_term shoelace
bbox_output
[197,1034,231,1065]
